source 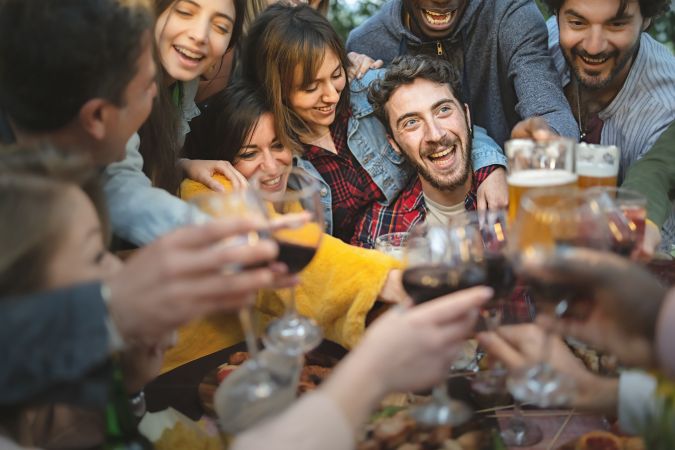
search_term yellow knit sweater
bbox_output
[161,175,400,373]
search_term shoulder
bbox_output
[347,0,402,53]
[179,174,232,200]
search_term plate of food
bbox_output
[198,340,345,416]
[557,430,645,450]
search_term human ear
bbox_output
[387,135,403,154]
[78,98,109,141]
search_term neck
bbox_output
[419,174,472,207]
[301,125,332,144]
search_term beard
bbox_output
[563,37,640,91]
[400,128,473,192]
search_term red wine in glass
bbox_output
[402,264,487,305]
[276,240,317,274]
[485,253,516,302]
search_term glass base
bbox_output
[409,398,472,427]
[263,314,322,356]
[507,363,575,407]
[500,418,543,446]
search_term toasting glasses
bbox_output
[187,191,297,433]
[402,222,487,427]
[257,168,324,356]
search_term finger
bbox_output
[436,310,481,344]
[164,217,270,249]
[174,238,279,275]
[412,287,492,325]
[477,191,488,210]
[476,331,527,369]
[202,176,226,192]
[371,59,384,69]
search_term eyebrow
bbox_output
[395,98,457,129]
[180,0,234,23]
[563,8,633,22]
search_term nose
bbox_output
[584,26,608,55]
[188,16,210,44]
[259,149,279,174]
[425,117,446,143]
[322,81,340,104]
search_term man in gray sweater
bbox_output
[346,0,579,147]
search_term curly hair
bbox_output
[542,0,670,19]
[367,54,465,136]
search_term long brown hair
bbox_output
[0,145,108,297]
[239,4,350,153]
[140,0,246,193]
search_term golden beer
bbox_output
[576,144,619,189]
[507,169,578,222]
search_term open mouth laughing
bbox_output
[260,175,284,191]
[426,145,457,169]
[421,8,457,27]
[174,45,205,63]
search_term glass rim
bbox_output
[584,186,647,204]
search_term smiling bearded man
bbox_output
[346,0,578,148]
[350,55,503,248]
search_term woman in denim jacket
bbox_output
[239,4,507,241]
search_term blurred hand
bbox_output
[476,167,508,210]
[519,247,664,367]
[120,332,176,394]
[179,158,248,192]
[511,117,557,141]
[637,220,662,261]
[356,286,491,394]
[347,52,383,80]
[106,219,282,346]
[477,324,619,415]
[656,289,675,378]
[377,269,407,304]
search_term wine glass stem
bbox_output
[286,286,298,317]
[508,402,527,430]
[238,304,259,360]
[432,382,450,404]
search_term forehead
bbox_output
[128,33,156,88]
[559,0,641,20]
[387,78,457,115]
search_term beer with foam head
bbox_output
[576,144,620,189]
[506,139,577,222]
[507,169,578,222]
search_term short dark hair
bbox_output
[542,0,670,19]
[368,54,465,136]
[0,0,153,132]
[0,145,107,297]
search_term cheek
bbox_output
[207,34,231,63]
[233,161,256,180]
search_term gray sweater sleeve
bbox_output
[498,3,578,139]
[0,283,112,406]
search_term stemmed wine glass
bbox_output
[257,168,324,356]
[402,222,487,427]
[507,188,614,409]
[187,190,296,433]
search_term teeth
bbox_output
[429,148,452,159]
[423,9,454,25]
[175,46,204,60]
[581,55,608,64]
[262,177,281,186]
[316,105,335,112]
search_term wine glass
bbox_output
[456,210,515,395]
[402,222,487,427]
[257,168,324,356]
[187,191,296,433]
[586,187,647,258]
[507,188,612,409]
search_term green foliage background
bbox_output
[328,0,675,51]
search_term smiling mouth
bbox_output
[422,8,457,26]
[579,54,610,66]
[174,45,205,62]
[261,176,282,188]
[315,104,335,113]
[428,146,455,160]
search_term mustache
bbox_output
[423,136,458,156]
[571,47,618,61]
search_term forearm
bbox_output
[471,125,507,170]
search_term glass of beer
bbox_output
[374,232,409,261]
[505,138,577,222]
[576,143,620,189]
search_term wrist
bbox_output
[101,282,126,352]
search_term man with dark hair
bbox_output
[346,0,578,148]
[513,0,675,249]
[0,0,284,410]
[352,55,500,247]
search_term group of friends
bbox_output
[0,0,674,447]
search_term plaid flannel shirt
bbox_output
[350,165,499,248]
[303,111,385,242]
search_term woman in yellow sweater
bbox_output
[166,81,404,369]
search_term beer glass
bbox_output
[505,138,577,222]
[576,143,620,189]
[374,232,409,261]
